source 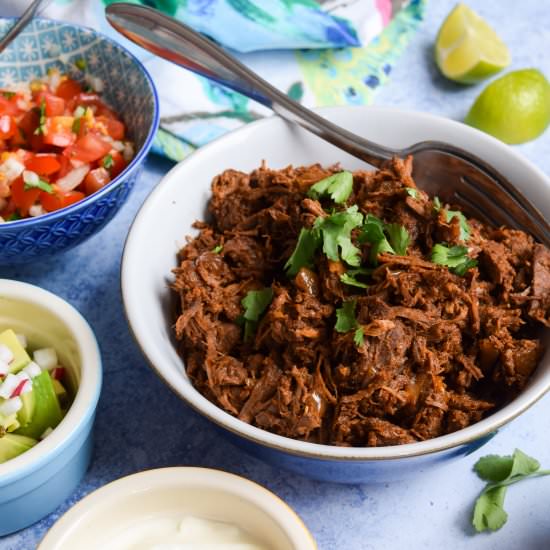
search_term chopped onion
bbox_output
[0,360,8,376]
[23,361,41,379]
[0,157,24,183]
[0,217,4,224]
[23,170,39,186]
[55,164,90,193]
[15,333,27,348]
[112,140,124,152]
[33,348,58,371]
[123,142,134,162]
[0,374,18,399]
[29,204,47,218]
[85,74,104,93]
[0,343,13,365]
[0,397,22,416]
[73,105,86,118]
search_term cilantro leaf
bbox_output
[335,300,358,333]
[431,244,477,276]
[405,187,419,199]
[307,171,353,204]
[314,205,363,267]
[360,214,401,263]
[34,99,46,135]
[445,209,471,241]
[340,267,372,289]
[471,449,550,534]
[74,58,87,71]
[212,245,223,254]
[1,91,15,99]
[241,287,273,342]
[24,178,53,194]
[385,223,410,256]
[433,196,442,211]
[284,227,321,276]
[473,486,509,533]
[7,211,21,221]
[353,327,364,346]
[72,117,81,134]
[102,153,114,170]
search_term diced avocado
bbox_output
[0,412,20,433]
[52,379,68,407]
[0,433,37,463]
[15,371,62,439]
[17,391,36,428]
[0,329,31,373]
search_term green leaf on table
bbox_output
[308,171,354,204]
[473,486,509,533]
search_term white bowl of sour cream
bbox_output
[38,467,316,550]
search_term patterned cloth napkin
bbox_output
[2,0,426,162]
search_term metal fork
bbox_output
[105,3,550,248]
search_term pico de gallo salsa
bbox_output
[0,68,134,222]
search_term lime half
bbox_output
[435,3,510,84]
[465,69,550,144]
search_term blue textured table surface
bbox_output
[2,1,550,549]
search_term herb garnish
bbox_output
[7,211,21,221]
[24,177,53,194]
[72,117,81,134]
[335,300,364,346]
[34,99,47,135]
[314,205,364,267]
[431,244,477,276]
[385,223,410,256]
[340,267,372,289]
[307,171,353,204]
[360,214,410,263]
[472,449,550,533]
[405,187,419,199]
[240,287,273,342]
[433,196,471,241]
[284,227,321,276]
[102,153,114,170]
[212,244,223,254]
[1,91,15,99]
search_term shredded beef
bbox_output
[171,157,548,447]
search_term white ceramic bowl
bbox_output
[38,467,316,549]
[0,279,102,534]
[121,106,550,483]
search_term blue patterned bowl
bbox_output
[0,17,159,263]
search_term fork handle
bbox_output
[106,3,398,167]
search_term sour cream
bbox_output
[103,515,270,550]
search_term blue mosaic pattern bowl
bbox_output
[0,17,159,263]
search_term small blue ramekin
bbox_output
[0,279,102,535]
[0,17,159,263]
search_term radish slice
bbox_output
[55,164,90,193]
[33,348,58,371]
[0,374,18,399]
[11,376,31,397]
[0,344,13,365]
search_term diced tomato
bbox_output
[40,190,85,212]
[25,153,61,176]
[8,127,27,148]
[56,154,72,178]
[0,115,16,139]
[63,132,111,163]
[84,167,111,195]
[55,79,82,101]
[68,93,117,119]
[10,177,41,217]
[102,150,127,178]
[0,94,21,117]
[43,116,76,148]
[35,92,65,117]
[96,115,125,140]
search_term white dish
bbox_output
[38,467,316,550]
[121,106,550,467]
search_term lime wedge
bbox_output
[435,3,510,84]
[465,69,550,144]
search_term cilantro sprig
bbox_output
[360,214,409,263]
[431,244,477,276]
[307,171,353,204]
[284,226,321,276]
[34,99,46,136]
[472,449,550,533]
[334,300,364,346]
[433,196,471,241]
[240,287,273,342]
[340,267,372,289]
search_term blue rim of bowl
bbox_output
[0,15,160,228]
